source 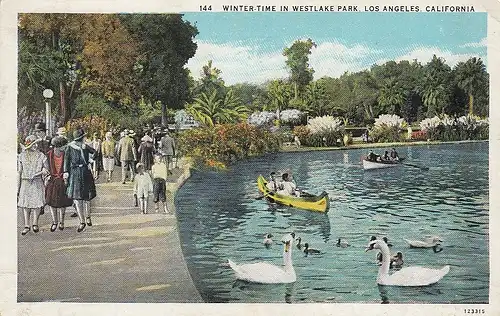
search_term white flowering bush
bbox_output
[374,114,407,129]
[280,109,303,125]
[307,116,343,134]
[416,114,488,141]
[371,114,407,143]
[304,116,344,146]
[247,111,277,127]
[419,116,441,131]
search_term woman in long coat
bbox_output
[63,128,97,232]
[45,136,73,231]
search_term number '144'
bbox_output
[200,5,212,11]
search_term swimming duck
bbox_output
[365,240,450,286]
[303,243,321,255]
[296,237,303,250]
[336,238,350,248]
[263,234,273,246]
[382,237,393,247]
[228,233,296,284]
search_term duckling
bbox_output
[303,243,321,255]
[296,237,303,250]
[336,238,350,248]
[263,234,273,246]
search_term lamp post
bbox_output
[43,89,54,137]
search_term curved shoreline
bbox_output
[171,139,488,302]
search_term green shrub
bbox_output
[177,123,282,170]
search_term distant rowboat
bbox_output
[362,158,405,170]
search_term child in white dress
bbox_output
[133,163,153,214]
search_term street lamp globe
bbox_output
[43,89,54,99]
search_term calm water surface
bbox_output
[175,142,489,303]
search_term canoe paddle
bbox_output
[401,162,429,171]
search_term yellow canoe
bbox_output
[256,175,330,213]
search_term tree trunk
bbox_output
[59,81,67,124]
[468,93,474,116]
[161,101,167,127]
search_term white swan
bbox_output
[365,240,450,286]
[228,233,296,284]
[404,236,442,248]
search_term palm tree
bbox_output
[454,57,487,115]
[378,78,405,115]
[187,89,248,127]
[304,81,329,116]
[267,79,292,119]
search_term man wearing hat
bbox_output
[34,122,51,155]
[159,129,176,175]
[117,130,137,184]
[63,128,97,232]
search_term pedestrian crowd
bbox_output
[17,123,178,235]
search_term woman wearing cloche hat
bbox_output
[45,136,74,231]
[17,135,49,235]
[63,128,97,232]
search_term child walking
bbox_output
[133,163,153,214]
[151,154,169,214]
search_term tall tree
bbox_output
[417,55,452,117]
[121,14,199,126]
[283,38,317,98]
[19,13,141,123]
[303,80,330,117]
[453,57,487,115]
[378,78,405,115]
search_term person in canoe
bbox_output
[266,172,279,192]
[277,173,298,196]
[390,148,400,161]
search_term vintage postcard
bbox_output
[1,0,499,315]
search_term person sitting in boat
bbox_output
[277,173,297,196]
[266,172,279,192]
[366,150,379,162]
[390,148,399,161]
[382,151,390,161]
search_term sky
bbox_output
[181,12,487,85]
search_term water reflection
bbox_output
[177,142,489,303]
[378,284,390,304]
[231,280,296,303]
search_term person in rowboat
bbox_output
[390,148,400,161]
[366,150,380,162]
[382,151,390,161]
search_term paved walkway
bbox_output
[17,162,203,303]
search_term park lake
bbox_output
[176,142,488,303]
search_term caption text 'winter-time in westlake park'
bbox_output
[16,11,489,304]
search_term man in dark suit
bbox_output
[34,122,51,155]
